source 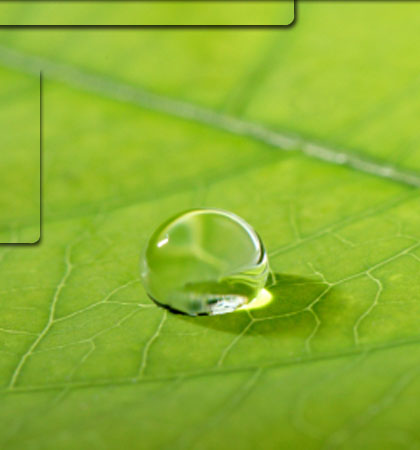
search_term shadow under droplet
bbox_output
[175,273,340,335]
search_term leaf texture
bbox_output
[1,2,420,449]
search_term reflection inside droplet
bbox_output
[140,208,270,316]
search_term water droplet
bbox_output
[141,209,269,316]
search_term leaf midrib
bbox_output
[1,44,420,398]
[0,44,419,189]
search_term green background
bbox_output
[1,1,420,448]
[0,68,40,243]
[0,1,294,26]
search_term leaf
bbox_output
[0,68,40,243]
[1,2,420,449]
[0,1,295,26]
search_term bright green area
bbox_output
[0,1,294,26]
[1,1,420,448]
[0,68,40,243]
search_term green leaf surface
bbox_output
[1,2,420,449]
[0,1,294,26]
[0,68,40,243]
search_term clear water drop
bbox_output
[140,209,269,316]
